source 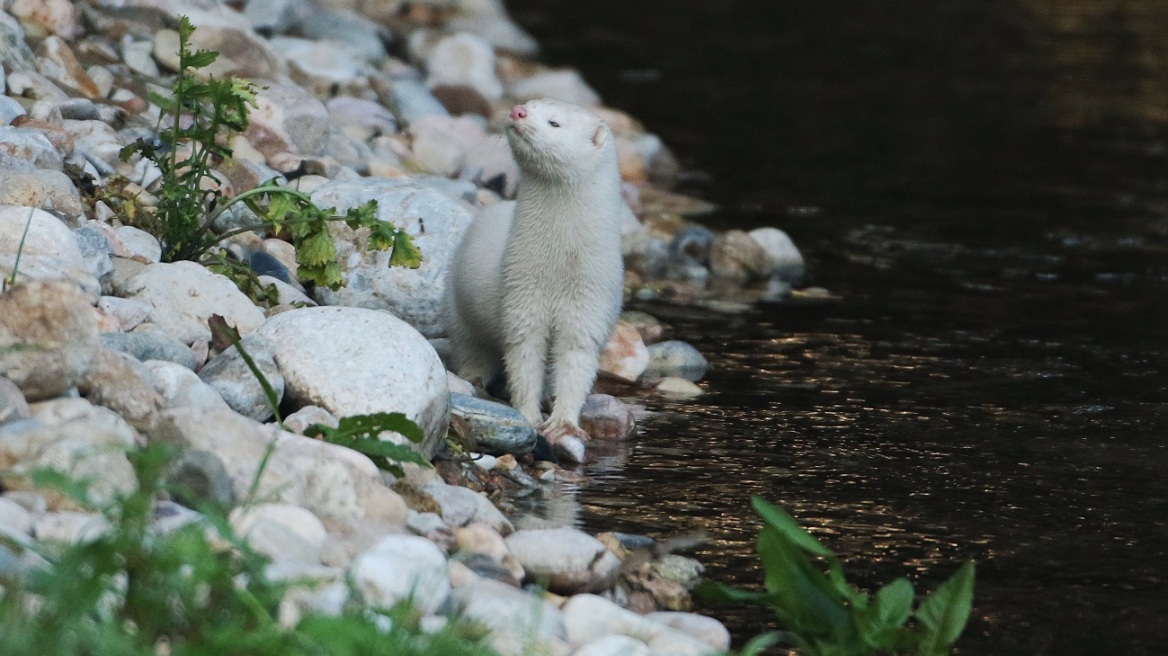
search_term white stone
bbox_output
[0,205,99,299]
[309,177,476,337]
[0,497,35,538]
[34,511,110,544]
[244,81,331,157]
[0,125,64,170]
[350,534,450,614]
[257,306,448,458]
[454,576,568,656]
[423,478,512,534]
[424,32,503,101]
[408,114,488,177]
[508,69,601,106]
[571,635,650,656]
[561,595,717,655]
[644,613,731,652]
[230,503,329,564]
[748,226,805,279]
[97,296,152,331]
[143,360,231,412]
[121,261,266,346]
[655,377,704,399]
[113,226,162,263]
[64,119,122,166]
[504,527,621,594]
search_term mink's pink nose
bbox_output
[510,105,528,121]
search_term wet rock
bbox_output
[666,225,715,281]
[243,82,331,158]
[504,527,621,594]
[121,261,266,346]
[101,331,199,370]
[0,280,98,400]
[230,503,328,565]
[749,226,806,284]
[350,534,450,614]
[449,393,537,456]
[453,576,568,656]
[599,320,649,383]
[644,341,708,382]
[709,229,773,284]
[620,310,666,345]
[579,394,636,441]
[654,377,703,399]
[257,306,448,458]
[0,398,137,508]
[652,553,705,589]
[309,177,475,337]
[561,594,717,655]
[198,335,284,422]
[0,378,32,426]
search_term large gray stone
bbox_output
[643,341,709,382]
[453,576,568,656]
[120,261,267,346]
[243,81,331,158]
[101,331,198,370]
[350,534,450,614]
[309,177,474,337]
[198,335,284,422]
[257,305,448,458]
[561,594,717,655]
[504,527,622,594]
[78,348,164,427]
[0,206,99,299]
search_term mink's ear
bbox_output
[591,122,609,149]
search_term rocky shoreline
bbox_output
[0,1,807,654]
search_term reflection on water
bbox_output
[506,0,1168,653]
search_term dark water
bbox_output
[506,1,1168,654]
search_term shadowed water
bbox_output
[506,1,1168,653]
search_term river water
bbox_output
[505,1,1168,654]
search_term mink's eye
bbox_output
[548,120,560,128]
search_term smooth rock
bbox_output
[72,227,115,287]
[454,521,523,580]
[709,229,773,284]
[0,206,97,297]
[408,114,488,177]
[459,135,519,197]
[0,125,64,170]
[271,36,365,97]
[35,37,100,98]
[644,613,731,652]
[654,377,703,399]
[0,279,98,400]
[101,331,198,370]
[0,13,36,72]
[666,225,715,281]
[244,82,331,158]
[454,576,568,656]
[0,97,27,124]
[748,226,806,284]
[230,503,328,564]
[572,635,650,656]
[143,360,230,412]
[0,169,83,219]
[644,341,708,382]
[64,119,122,167]
[446,0,539,55]
[257,307,448,458]
[450,393,537,456]
[326,97,397,141]
[377,77,449,126]
[296,6,388,63]
[350,534,450,614]
[34,511,110,544]
[165,449,235,507]
[282,405,338,435]
[96,297,152,332]
[0,377,31,426]
[114,226,163,264]
[77,347,164,427]
[504,527,621,594]
[652,554,705,588]
[149,407,408,529]
[198,335,284,421]
[424,32,503,101]
[10,0,79,39]
[0,496,35,538]
[423,478,512,534]
[599,320,650,383]
[561,594,717,655]
[153,10,280,80]
[309,177,475,337]
[0,398,137,507]
[121,261,266,346]
[579,394,636,441]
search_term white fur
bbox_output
[444,98,625,436]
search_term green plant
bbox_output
[2,208,34,293]
[0,445,492,656]
[698,497,975,656]
[305,413,431,478]
[119,16,421,288]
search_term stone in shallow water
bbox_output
[644,340,709,382]
[599,320,649,383]
[449,392,537,455]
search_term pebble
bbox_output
[197,335,284,422]
[424,32,504,101]
[598,320,650,383]
[230,503,329,565]
[655,377,704,399]
[504,526,622,594]
[749,226,806,284]
[350,534,451,614]
[0,280,99,401]
[709,229,774,284]
[579,394,637,441]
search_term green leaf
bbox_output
[389,229,423,269]
[738,632,783,656]
[27,468,95,508]
[915,561,976,656]
[857,577,913,649]
[693,580,781,606]
[297,229,337,267]
[305,412,428,476]
[366,221,397,252]
[184,49,219,70]
[756,526,853,640]
[751,496,833,558]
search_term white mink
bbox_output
[444,98,625,441]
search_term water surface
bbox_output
[507,1,1168,653]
